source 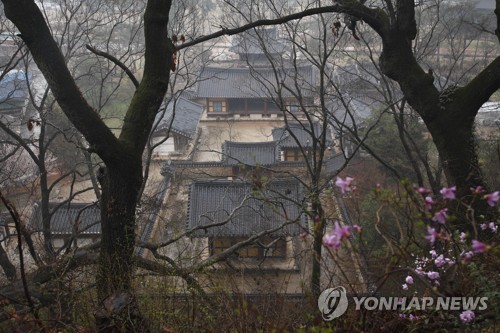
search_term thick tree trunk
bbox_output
[427,112,484,196]
[94,161,149,332]
[97,167,141,299]
[310,193,325,298]
[0,244,16,281]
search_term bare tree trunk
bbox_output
[0,244,16,281]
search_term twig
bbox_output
[85,44,140,88]
[0,191,38,320]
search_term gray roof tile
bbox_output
[230,27,286,56]
[187,179,306,237]
[155,96,203,139]
[28,202,101,235]
[196,65,315,98]
[324,153,346,174]
[0,70,31,110]
[272,122,332,148]
[222,140,279,165]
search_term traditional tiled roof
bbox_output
[28,202,101,236]
[186,179,306,237]
[0,70,31,110]
[332,63,380,88]
[222,140,279,165]
[154,96,204,139]
[229,27,286,56]
[324,153,346,174]
[196,65,315,98]
[327,95,376,128]
[272,122,332,148]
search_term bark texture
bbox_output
[337,0,500,210]
[1,0,174,330]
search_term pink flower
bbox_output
[429,249,437,258]
[480,223,488,230]
[459,232,467,243]
[440,186,456,200]
[299,231,308,240]
[485,191,499,207]
[432,208,448,224]
[323,221,351,250]
[353,224,363,232]
[323,234,338,248]
[461,251,474,263]
[434,255,446,268]
[459,310,475,323]
[425,227,439,245]
[488,222,497,233]
[445,258,455,266]
[424,196,434,211]
[417,187,431,196]
[426,271,440,280]
[335,176,354,194]
[471,240,488,253]
[470,186,484,194]
[405,275,414,285]
[402,283,408,291]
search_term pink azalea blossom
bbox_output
[415,268,425,276]
[459,310,475,323]
[485,191,499,207]
[470,186,484,194]
[434,255,446,268]
[323,221,351,250]
[440,186,456,200]
[471,240,488,253]
[459,232,467,243]
[353,224,363,232]
[425,227,439,245]
[335,176,354,194]
[417,187,431,196]
[429,249,437,258]
[461,251,474,263]
[424,196,434,211]
[488,222,497,233]
[432,208,448,224]
[480,223,488,230]
[402,283,408,291]
[426,271,440,280]
[405,275,414,285]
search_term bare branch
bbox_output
[86,44,140,88]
